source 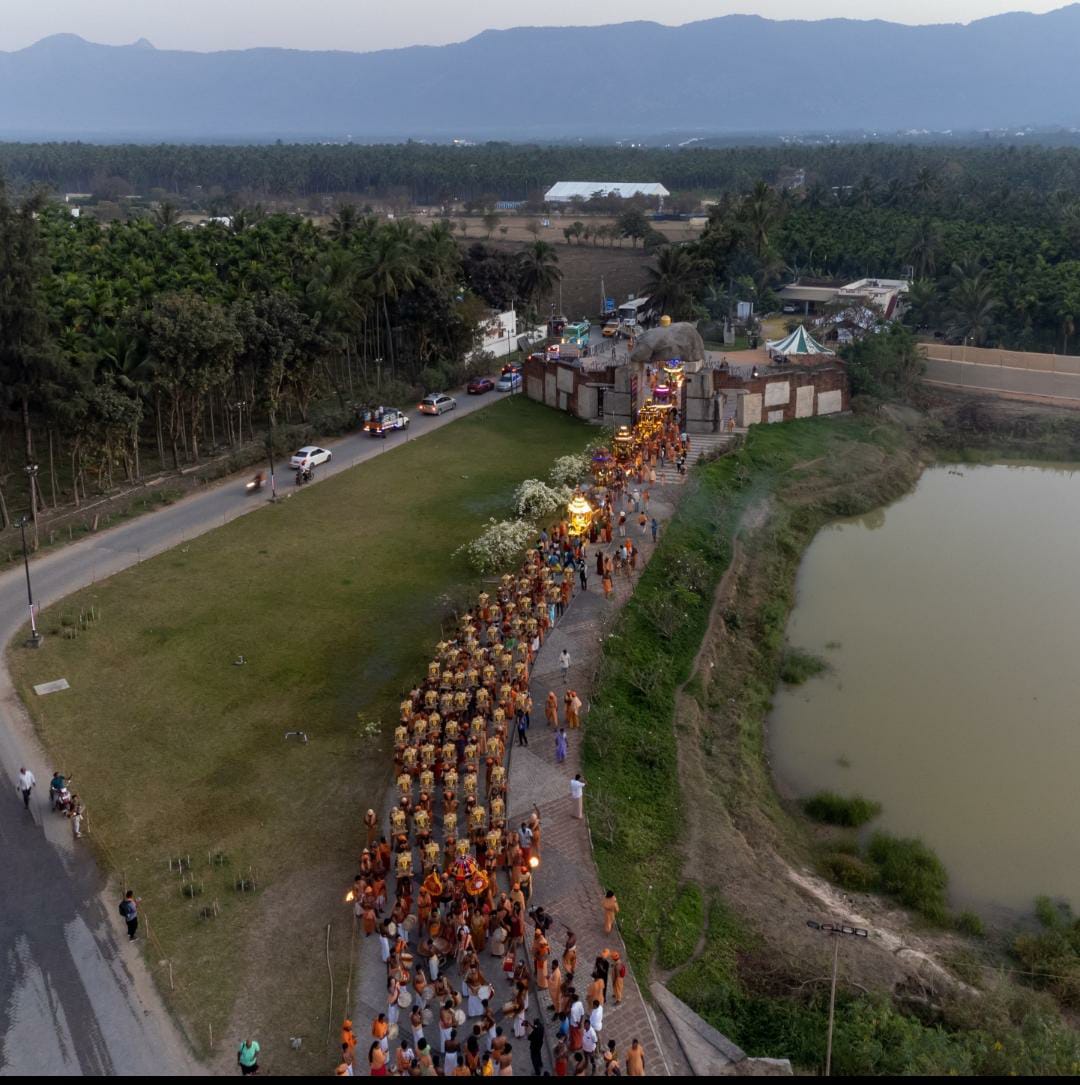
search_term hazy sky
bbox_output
[0,1,1068,52]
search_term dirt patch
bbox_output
[484,239,655,319]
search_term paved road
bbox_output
[0,387,502,1074]
[924,356,1080,404]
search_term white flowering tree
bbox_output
[513,478,572,520]
[548,453,590,488]
[457,518,535,573]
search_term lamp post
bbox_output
[24,462,39,551]
[806,920,868,1076]
[265,417,278,501]
[15,516,42,648]
[232,401,246,447]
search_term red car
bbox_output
[467,376,495,394]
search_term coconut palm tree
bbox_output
[946,265,998,346]
[644,246,706,322]
[517,241,562,310]
[906,218,942,278]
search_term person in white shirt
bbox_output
[569,774,586,820]
[590,1000,603,1034]
[569,995,585,1027]
[559,649,571,682]
[581,1022,599,1072]
[16,767,35,811]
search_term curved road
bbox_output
[0,389,501,1074]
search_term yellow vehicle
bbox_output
[602,321,620,338]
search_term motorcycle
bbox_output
[245,472,265,494]
[294,466,313,486]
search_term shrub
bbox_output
[780,647,829,685]
[819,851,879,892]
[513,479,572,520]
[803,791,882,828]
[549,452,590,488]
[955,910,985,938]
[867,832,948,924]
[455,517,533,573]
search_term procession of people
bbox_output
[341,407,686,1076]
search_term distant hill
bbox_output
[5,8,1080,140]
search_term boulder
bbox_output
[629,322,706,368]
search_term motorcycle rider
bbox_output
[50,771,67,809]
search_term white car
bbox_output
[419,394,457,415]
[289,445,333,470]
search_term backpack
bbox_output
[118,901,133,919]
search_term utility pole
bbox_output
[806,920,868,1076]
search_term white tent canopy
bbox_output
[543,182,670,202]
[765,325,834,356]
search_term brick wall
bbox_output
[715,364,849,426]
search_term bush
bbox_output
[549,452,590,488]
[513,479,571,520]
[418,364,450,392]
[866,832,949,923]
[819,851,879,892]
[455,517,533,573]
[955,911,985,938]
[803,791,882,828]
[779,647,828,685]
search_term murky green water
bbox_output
[769,462,1080,916]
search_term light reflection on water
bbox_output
[768,462,1080,916]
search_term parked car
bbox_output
[362,406,410,437]
[781,304,798,313]
[419,393,457,415]
[467,376,495,395]
[496,372,522,392]
[289,445,332,470]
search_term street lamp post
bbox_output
[24,462,39,551]
[232,401,246,447]
[806,920,868,1076]
[265,416,278,501]
[16,516,42,648]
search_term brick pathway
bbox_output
[353,478,694,1076]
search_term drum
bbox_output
[397,990,414,1009]
[433,937,452,955]
[477,985,492,1002]
[401,952,415,967]
[453,1008,467,1027]
[402,914,418,932]
[422,1008,434,1025]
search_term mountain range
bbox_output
[4,7,1080,141]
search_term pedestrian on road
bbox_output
[570,774,586,819]
[650,517,659,543]
[516,715,528,747]
[16,766,35,810]
[546,691,559,728]
[602,890,620,934]
[528,1018,545,1075]
[610,952,625,1004]
[238,1037,260,1076]
[68,795,83,839]
[582,1022,599,1072]
[119,890,140,941]
[560,648,571,682]
[555,728,568,764]
[617,512,626,538]
[579,562,588,592]
[638,511,648,535]
[603,1040,619,1075]
[626,1038,646,1076]
[364,808,379,849]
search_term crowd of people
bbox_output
[338,409,689,1077]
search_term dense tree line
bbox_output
[0,186,516,533]
[12,141,1080,210]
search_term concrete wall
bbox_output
[720,364,849,426]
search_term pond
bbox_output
[768,462,1080,917]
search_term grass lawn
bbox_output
[9,396,592,1070]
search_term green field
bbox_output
[10,396,592,1068]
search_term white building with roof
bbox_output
[543,182,670,205]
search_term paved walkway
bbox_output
[354,473,697,1075]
